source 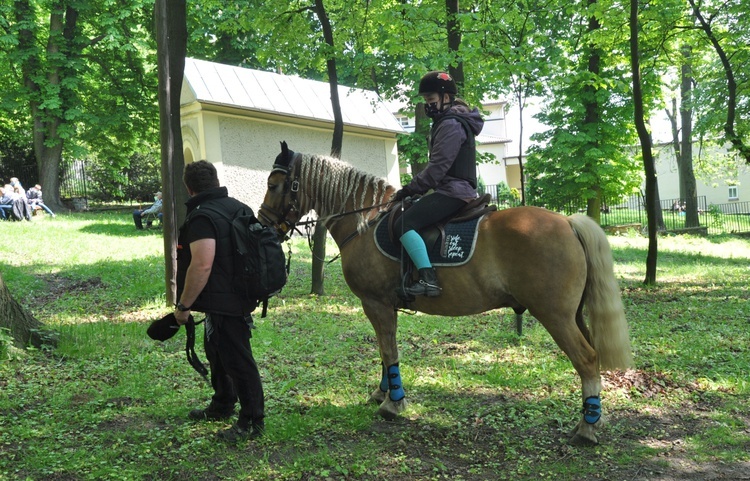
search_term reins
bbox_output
[299,202,393,265]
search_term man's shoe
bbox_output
[217,422,264,442]
[188,405,234,421]
[403,268,442,297]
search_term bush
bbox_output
[86,152,160,203]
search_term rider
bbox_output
[393,71,484,297]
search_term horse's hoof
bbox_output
[377,398,407,420]
[569,432,599,446]
[567,417,604,446]
[369,389,386,405]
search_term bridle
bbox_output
[259,153,303,240]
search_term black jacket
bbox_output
[177,187,255,316]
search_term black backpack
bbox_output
[195,205,288,317]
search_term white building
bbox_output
[180,58,405,212]
[648,109,748,206]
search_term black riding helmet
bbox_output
[418,71,457,118]
[418,71,457,96]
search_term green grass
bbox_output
[1,213,750,480]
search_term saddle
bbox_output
[374,193,496,266]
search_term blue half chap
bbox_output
[583,396,602,424]
[387,364,405,402]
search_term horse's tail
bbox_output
[568,214,634,371]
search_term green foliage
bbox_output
[495,181,521,207]
[706,204,725,231]
[396,131,427,183]
[524,0,642,208]
[0,0,158,202]
[689,0,750,159]
[86,150,161,202]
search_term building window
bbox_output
[396,116,410,127]
[728,186,738,200]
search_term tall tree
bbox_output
[525,0,640,221]
[630,0,657,284]
[678,44,699,228]
[1,0,157,211]
[688,0,750,164]
[308,0,344,296]
[155,0,187,305]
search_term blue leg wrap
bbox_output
[387,364,405,402]
[379,363,388,393]
[583,396,602,424]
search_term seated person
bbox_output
[26,184,55,217]
[0,186,11,220]
[9,177,24,194]
[1,184,32,221]
[133,191,163,229]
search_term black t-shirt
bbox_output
[186,214,216,244]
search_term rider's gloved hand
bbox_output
[392,187,413,202]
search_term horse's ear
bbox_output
[273,140,295,173]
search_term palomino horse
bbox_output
[259,143,633,445]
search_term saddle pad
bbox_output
[374,213,486,266]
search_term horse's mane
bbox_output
[297,153,391,233]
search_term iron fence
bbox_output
[59,160,88,200]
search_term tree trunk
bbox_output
[679,44,699,228]
[0,273,48,349]
[155,0,187,306]
[586,189,602,225]
[310,0,343,296]
[583,1,602,225]
[410,103,430,177]
[15,0,69,213]
[515,91,526,205]
[445,0,464,90]
[630,0,657,284]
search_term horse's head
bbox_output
[259,141,301,240]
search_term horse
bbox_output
[259,143,633,445]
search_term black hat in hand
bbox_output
[147,312,190,341]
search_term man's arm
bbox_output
[175,237,215,324]
[141,200,162,216]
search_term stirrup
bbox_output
[403,279,441,297]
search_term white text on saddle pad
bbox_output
[444,234,465,259]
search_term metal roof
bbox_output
[182,58,404,134]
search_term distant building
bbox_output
[180,58,405,211]
[648,109,748,206]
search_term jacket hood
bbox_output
[437,104,484,136]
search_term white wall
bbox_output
[182,108,400,212]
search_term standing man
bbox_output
[174,160,265,441]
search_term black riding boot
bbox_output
[404,268,442,297]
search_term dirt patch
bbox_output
[36,274,104,303]
[30,273,159,323]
